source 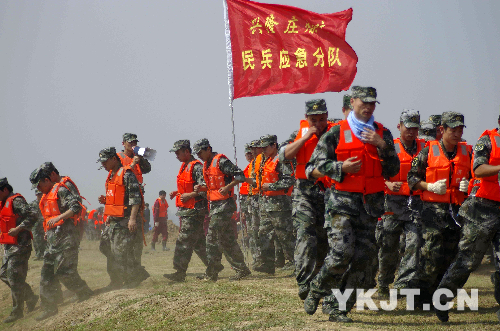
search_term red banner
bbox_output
[225,0,358,99]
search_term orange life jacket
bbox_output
[176,159,202,209]
[0,193,23,245]
[473,129,500,202]
[156,198,168,217]
[294,120,336,188]
[421,141,471,205]
[39,182,79,232]
[203,154,234,201]
[334,120,386,194]
[385,138,426,196]
[104,166,131,217]
[261,155,293,196]
[251,154,264,195]
[117,152,144,184]
[59,176,88,223]
[240,163,250,195]
[88,209,96,220]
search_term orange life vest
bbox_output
[473,129,500,202]
[156,198,168,217]
[39,182,79,232]
[0,193,23,245]
[59,176,88,223]
[104,166,131,217]
[251,154,264,195]
[117,152,144,184]
[203,154,234,201]
[335,120,386,194]
[176,159,201,209]
[421,141,471,205]
[261,155,293,196]
[385,138,425,196]
[294,120,336,188]
[240,163,250,195]
[88,209,96,220]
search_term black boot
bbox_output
[151,242,156,251]
[162,241,170,251]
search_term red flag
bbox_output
[225,0,358,99]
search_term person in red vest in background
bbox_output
[152,190,169,251]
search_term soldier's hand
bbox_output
[427,179,447,195]
[341,157,362,174]
[194,185,201,193]
[180,193,195,202]
[219,186,230,196]
[98,195,106,204]
[459,177,469,193]
[132,155,141,167]
[361,128,386,149]
[302,126,319,140]
[386,181,402,192]
[47,216,61,227]
[128,218,137,232]
[169,191,178,200]
[8,226,21,237]
[261,183,270,191]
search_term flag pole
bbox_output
[224,0,248,259]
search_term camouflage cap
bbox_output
[288,130,299,142]
[343,94,352,109]
[305,99,328,115]
[351,86,380,103]
[441,112,466,128]
[122,133,139,142]
[169,139,190,153]
[244,144,252,154]
[193,138,210,154]
[30,166,50,190]
[97,147,117,163]
[400,109,420,128]
[249,139,263,148]
[0,177,8,188]
[428,115,442,127]
[328,118,343,123]
[260,134,278,147]
[40,162,57,174]
[419,120,436,141]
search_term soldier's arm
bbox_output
[12,197,37,230]
[407,147,430,191]
[192,162,207,198]
[138,157,151,174]
[473,135,500,178]
[267,160,294,191]
[305,125,343,182]
[379,128,400,179]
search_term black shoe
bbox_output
[229,269,251,281]
[3,312,23,323]
[329,312,353,323]
[35,309,58,321]
[378,286,389,299]
[435,308,449,322]
[298,285,309,300]
[253,264,275,275]
[196,273,217,282]
[492,272,500,305]
[163,271,186,282]
[322,302,335,315]
[77,289,94,303]
[304,292,321,315]
[26,294,39,313]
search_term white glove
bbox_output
[459,177,469,193]
[427,179,447,195]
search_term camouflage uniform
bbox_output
[247,140,265,266]
[194,139,251,281]
[378,110,423,290]
[29,198,46,260]
[0,187,38,320]
[419,120,437,142]
[304,87,400,315]
[98,147,149,289]
[437,127,500,306]
[29,168,93,316]
[170,142,209,277]
[407,114,470,301]
[255,135,296,272]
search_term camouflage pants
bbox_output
[0,245,36,315]
[247,195,261,266]
[419,214,460,297]
[32,220,46,259]
[40,245,92,312]
[310,211,378,313]
[257,209,295,269]
[293,188,328,289]
[173,213,208,273]
[205,210,249,278]
[438,198,500,303]
[99,225,121,285]
[378,214,421,288]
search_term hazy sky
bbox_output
[1,0,499,224]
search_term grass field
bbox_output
[1,233,499,330]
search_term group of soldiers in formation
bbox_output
[1,85,500,325]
